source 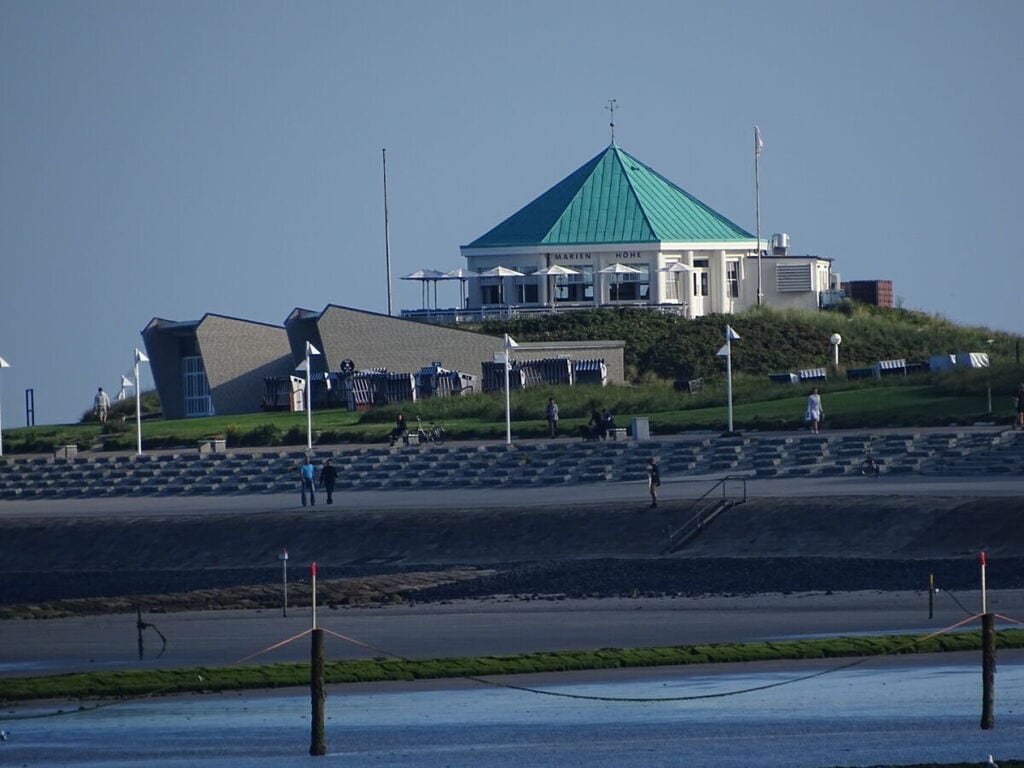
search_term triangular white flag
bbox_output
[134,348,149,363]
[0,356,10,368]
[754,126,764,158]
[716,344,730,358]
[306,341,321,356]
[504,334,519,349]
[726,325,741,341]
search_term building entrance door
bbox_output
[691,268,710,316]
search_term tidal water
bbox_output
[3,656,1022,767]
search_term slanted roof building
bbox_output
[142,314,293,419]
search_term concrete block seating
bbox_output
[1,428,1021,500]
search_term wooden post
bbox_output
[309,627,326,755]
[981,612,995,730]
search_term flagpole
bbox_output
[726,334,734,432]
[754,126,763,307]
[504,335,512,445]
[383,148,393,317]
[134,349,149,456]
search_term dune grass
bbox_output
[2,628,1021,703]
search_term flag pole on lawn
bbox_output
[717,325,741,433]
[134,348,149,455]
[754,125,764,307]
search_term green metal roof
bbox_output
[466,145,753,248]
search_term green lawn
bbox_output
[0,383,1007,454]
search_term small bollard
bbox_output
[309,628,326,755]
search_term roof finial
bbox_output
[605,98,617,145]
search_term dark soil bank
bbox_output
[5,556,1023,606]
[1,495,1021,606]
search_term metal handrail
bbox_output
[665,474,747,547]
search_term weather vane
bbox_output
[605,98,617,144]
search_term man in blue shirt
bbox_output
[300,458,316,506]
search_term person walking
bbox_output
[646,456,661,508]
[299,457,316,506]
[94,387,111,423]
[318,458,338,504]
[805,387,824,434]
[545,397,560,438]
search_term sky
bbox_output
[1,0,1022,425]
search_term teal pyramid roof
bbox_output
[466,145,753,248]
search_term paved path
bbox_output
[1,472,1022,520]
[4,590,1021,677]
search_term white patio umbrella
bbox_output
[658,262,691,304]
[598,263,641,302]
[401,269,446,309]
[478,266,525,306]
[444,267,477,308]
[531,265,581,307]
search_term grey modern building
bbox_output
[142,314,293,419]
[144,305,625,418]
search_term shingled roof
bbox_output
[466,145,753,248]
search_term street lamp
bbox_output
[0,356,9,457]
[716,325,741,433]
[134,348,149,455]
[830,333,842,369]
[305,341,322,451]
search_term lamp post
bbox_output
[503,334,518,445]
[717,325,741,433]
[830,333,842,369]
[134,349,149,455]
[305,341,322,450]
[0,356,9,457]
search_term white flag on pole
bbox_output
[134,348,149,364]
[726,325,741,341]
[504,334,519,349]
[716,344,730,358]
[754,126,764,157]
[306,341,321,356]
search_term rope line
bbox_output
[311,612,986,704]
[234,628,312,665]
[1,610,1004,723]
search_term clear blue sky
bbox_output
[1,0,1021,424]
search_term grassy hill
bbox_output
[479,304,1020,382]
[2,305,1021,453]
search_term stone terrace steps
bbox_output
[1,430,1021,500]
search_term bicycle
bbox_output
[413,416,447,446]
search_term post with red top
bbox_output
[980,551,995,730]
[309,561,326,755]
[928,573,934,620]
[279,548,289,618]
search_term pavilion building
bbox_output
[404,144,832,321]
